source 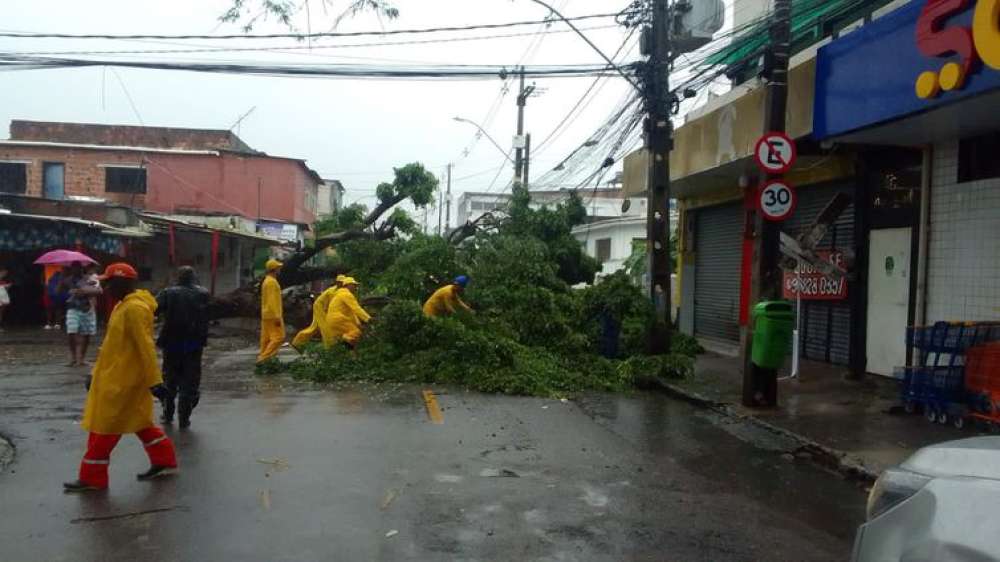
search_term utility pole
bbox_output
[523,133,532,189]
[513,67,536,187]
[644,0,674,355]
[445,163,453,233]
[437,185,444,236]
[742,0,793,407]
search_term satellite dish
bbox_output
[621,199,632,214]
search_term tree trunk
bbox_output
[208,195,406,323]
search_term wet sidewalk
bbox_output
[670,353,970,477]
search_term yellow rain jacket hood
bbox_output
[81,290,163,434]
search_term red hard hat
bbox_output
[98,262,138,281]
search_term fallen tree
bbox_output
[265,186,703,396]
[208,162,437,325]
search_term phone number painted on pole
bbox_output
[758,180,796,222]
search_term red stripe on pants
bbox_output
[78,427,178,488]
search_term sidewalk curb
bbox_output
[654,378,879,484]
[0,433,15,471]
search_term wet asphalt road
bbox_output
[0,345,866,562]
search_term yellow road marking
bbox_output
[422,390,444,425]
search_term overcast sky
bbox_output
[0,0,651,227]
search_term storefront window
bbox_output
[865,149,921,229]
[959,133,1000,183]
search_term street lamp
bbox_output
[452,117,516,165]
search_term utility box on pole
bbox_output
[672,0,725,54]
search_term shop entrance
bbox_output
[866,228,912,377]
[862,148,922,377]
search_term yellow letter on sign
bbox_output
[975,0,1000,69]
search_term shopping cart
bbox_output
[965,342,1000,431]
[898,322,1000,428]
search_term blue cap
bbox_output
[454,275,469,288]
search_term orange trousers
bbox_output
[78,427,178,489]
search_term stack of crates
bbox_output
[897,322,999,428]
[965,342,1000,431]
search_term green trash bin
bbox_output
[751,301,795,370]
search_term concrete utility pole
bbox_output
[445,163,453,232]
[514,67,536,186]
[742,0,793,407]
[645,0,674,355]
[437,185,444,237]
[523,133,532,189]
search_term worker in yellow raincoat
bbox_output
[423,275,473,318]
[291,275,345,352]
[257,259,285,363]
[324,277,371,349]
[64,263,178,493]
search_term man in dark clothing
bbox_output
[155,266,209,429]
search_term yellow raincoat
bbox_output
[325,288,371,347]
[423,284,472,318]
[291,286,338,349]
[258,274,285,362]
[81,290,162,435]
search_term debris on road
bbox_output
[480,468,520,478]
[380,488,399,511]
[385,530,399,539]
[71,506,189,524]
[256,458,290,472]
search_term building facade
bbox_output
[456,189,649,227]
[0,120,321,230]
[571,216,647,279]
[621,0,909,375]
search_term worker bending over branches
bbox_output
[325,277,371,350]
[423,275,473,318]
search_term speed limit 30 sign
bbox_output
[754,132,797,174]
[759,180,797,222]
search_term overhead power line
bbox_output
[0,12,632,41]
[0,24,621,58]
[0,57,631,81]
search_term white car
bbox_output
[853,437,1000,561]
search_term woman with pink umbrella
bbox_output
[34,251,102,366]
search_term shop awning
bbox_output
[0,210,149,253]
[137,213,289,246]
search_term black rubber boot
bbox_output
[63,480,103,493]
[160,397,175,425]
[136,466,178,481]
[177,398,193,429]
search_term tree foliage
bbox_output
[220,0,398,32]
[278,187,700,397]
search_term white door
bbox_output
[866,228,912,377]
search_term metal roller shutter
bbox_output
[781,182,856,365]
[694,202,743,343]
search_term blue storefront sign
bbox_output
[814,0,1000,139]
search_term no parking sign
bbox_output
[754,132,797,175]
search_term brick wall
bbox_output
[926,140,1000,322]
[0,144,317,224]
[0,145,147,207]
[10,120,254,153]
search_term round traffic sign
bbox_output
[754,132,797,174]
[759,180,796,222]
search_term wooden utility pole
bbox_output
[742,0,793,407]
[645,0,673,355]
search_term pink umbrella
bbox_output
[33,250,98,266]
